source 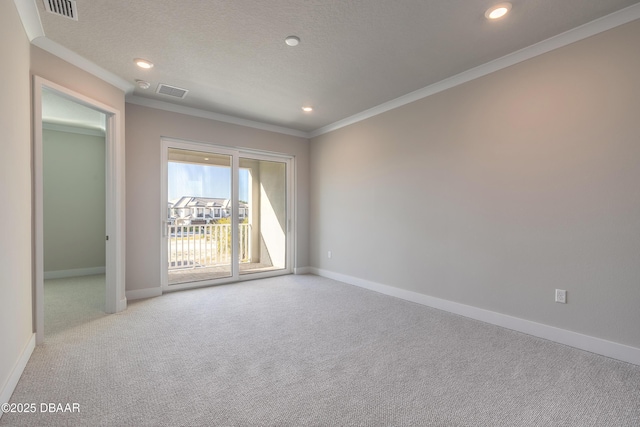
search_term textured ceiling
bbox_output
[36,0,640,133]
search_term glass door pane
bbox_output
[239,157,287,275]
[167,148,233,285]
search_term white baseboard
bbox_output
[117,297,127,312]
[44,267,106,280]
[309,267,640,366]
[0,334,35,414]
[294,266,311,275]
[126,287,162,301]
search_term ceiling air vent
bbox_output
[43,0,78,21]
[156,84,189,99]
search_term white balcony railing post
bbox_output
[168,223,251,270]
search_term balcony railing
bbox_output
[168,223,251,270]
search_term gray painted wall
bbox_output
[310,20,640,348]
[0,0,33,406]
[125,104,309,292]
[43,128,106,273]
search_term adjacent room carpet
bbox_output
[2,274,639,426]
[43,274,106,337]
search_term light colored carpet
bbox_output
[2,274,639,426]
[44,275,106,337]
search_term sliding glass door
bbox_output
[161,139,292,290]
[166,148,233,285]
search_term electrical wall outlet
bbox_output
[555,289,567,304]
[327,250,332,259]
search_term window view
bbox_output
[167,148,287,285]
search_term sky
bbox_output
[168,162,249,202]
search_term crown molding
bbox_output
[13,0,44,40]
[13,0,133,93]
[15,0,640,141]
[308,3,640,138]
[32,36,134,93]
[43,122,105,137]
[126,96,309,138]
[13,0,299,137]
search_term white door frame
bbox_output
[161,137,294,292]
[33,76,126,344]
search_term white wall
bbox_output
[310,20,640,349]
[125,104,309,292]
[0,0,34,407]
[43,128,106,274]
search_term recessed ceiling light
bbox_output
[485,2,512,20]
[134,58,154,69]
[285,36,300,47]
[302,106,313,112]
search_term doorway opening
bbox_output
[33,76,126,344]
[41,89,107,337]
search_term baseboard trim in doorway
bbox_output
[294,266,311,275]
[126,287,162,301]
[309,268,640,366]
[44,267,106,280]
[0,334,35,414]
